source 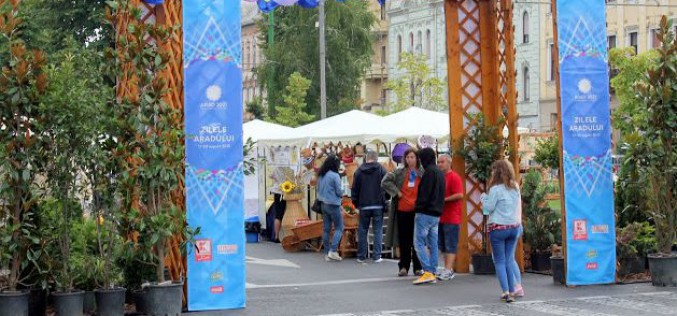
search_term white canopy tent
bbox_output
[243,119,294,141]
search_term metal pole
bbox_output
[319,0,327,119]
[268,11,275,113]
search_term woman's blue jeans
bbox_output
[511,225,523,285]
[489,227,519,293]
[322,202,343,253]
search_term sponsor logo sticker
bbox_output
[586,262,598,270]
[210,286,224,294]
[573,219,588,240]
[591,224,609,234]
[195,239,212,262]
[217,244,238,255]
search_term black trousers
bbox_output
[397,211,422,272]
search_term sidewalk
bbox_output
[186,242,676,316]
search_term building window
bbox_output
[416,31,422,54]
[523,66,530,101]
[381,45,386,65]
[425,30,431,57]
[607,35,616,50]
[252,43,257,68]
[409,33,414,52]
[547,42,555,81]
[397,35,402,61]
[381,89,387,105]
[628,31,638,53]
[550,113,558,129]
[380,5,386,20]
[522,12,529,43]
[650,29,660,48]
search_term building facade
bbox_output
[514,1,542,131]
[539,0,676,132]
[242,2,264,121]
[359,1,390,112]
[387,0,448,111]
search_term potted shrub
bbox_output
[521,170,561,271]
[458,113,505,274]
[108,2,198,313]
[0,2,49,314]
[622,17,676,287]
[616,222,656,277]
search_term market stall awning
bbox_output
[243,119,294,142]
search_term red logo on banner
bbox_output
[217,244,238,255]
[573,219,588,240]
[586,262,598,270]
[210,286,224,294]
[195,239,213,262]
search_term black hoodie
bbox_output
[351,162,387,210]
[414,148,446,217]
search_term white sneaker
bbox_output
[373,258,383,263]
[327,251,343,261]
[356,258,366,264]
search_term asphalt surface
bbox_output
[185,242,677,316]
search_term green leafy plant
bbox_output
[0,0,49,292]
[622,17,676,256]
[617,222,657,259]
[273,72,315,127]
[458,113,506,254]
[109,0,198,284]
[522,170,561,253]
[384,52,446,113]
[533,133,559,170]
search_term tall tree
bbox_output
[21,0,109,55]
[384,52,445,113]
[274,72,315,127]
[258,0,375,118]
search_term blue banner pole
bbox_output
[184,1,246,310]
[554,0,616,285]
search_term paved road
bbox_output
[187,242,677,316]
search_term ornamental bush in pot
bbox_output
[622,16,676,287]
[458,113,505,274]
[522,170,561,271]
[0,2,49,314]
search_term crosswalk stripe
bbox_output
[579,296,676,315]
[509,301,617,316]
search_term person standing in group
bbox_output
[352,149,387,263]
[317,154,344,261]
[436,154,464,281]
[481,160,521,302]
[382,148,424,276]
[412,148,445,285]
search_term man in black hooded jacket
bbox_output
[352,149,387,263]
[412,147,446,285]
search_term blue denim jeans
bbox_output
[511,225,523,285]
[322,203,343,253]
[357,208,384,260]
[414,213,439,273]
[489,227,519,293]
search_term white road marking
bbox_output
[245,256,300,268]
[246,276,403,289]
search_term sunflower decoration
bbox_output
[280,181,296,194]
[341,199,357,215]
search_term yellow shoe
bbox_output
[413,272,437,285]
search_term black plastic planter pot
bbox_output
[648,253,677,287]
[28,289,46,316]
[52,290,85,316]
[83,291,96,314]
[472,254,496,275]
[0,290,29,316]
[530,252,552,271]
[619,257,646,276]
[95,288,126,316]
[551,256,565,285]
[143,281,184,316]
[133,289,147,314]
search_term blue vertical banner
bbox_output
[556,0,616,285]
[184,1,245,310]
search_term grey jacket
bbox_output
[381,167,423,248]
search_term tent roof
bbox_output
[243,119,294,141]
[378,107,450,143]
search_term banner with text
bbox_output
[184,1,245,310]
[556,0,616,285]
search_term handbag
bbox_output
[311,199,322,213]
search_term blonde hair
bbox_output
[488,160,517,190]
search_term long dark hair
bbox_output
[402,148,420,169]
[318,154,340,177]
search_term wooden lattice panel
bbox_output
[116,0,187,300]
[446,0,518,273]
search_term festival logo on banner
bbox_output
[184,1,245,311]
[556,0,616,285]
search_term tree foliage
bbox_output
[609,48,658,137]
[458,113,505,185]
[274,71,315,127]
[258,1,375,117]
[522,170,561,253]
[533,133,559,170]
[384,52,445,112]
[622,17,676,255]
